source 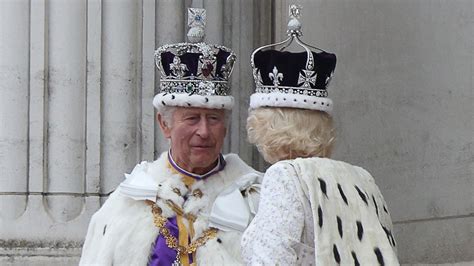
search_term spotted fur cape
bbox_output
[289,157,399,265]
[79,152,257,265]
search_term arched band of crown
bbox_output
[250,4,320,74]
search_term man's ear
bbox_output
[157,113,172,138]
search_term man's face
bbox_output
[158,107,227,174]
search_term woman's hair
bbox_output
[247,107,335,164]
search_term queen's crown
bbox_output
[251,5,336,101]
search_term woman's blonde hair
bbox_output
[247,107,335,164]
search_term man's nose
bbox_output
[196,119,210,138]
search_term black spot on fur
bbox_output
[355,186,368,205]
[205,97,209,102]
[338,184,348,205]
[333,244,341,264]
[381,225,396,246]
[221,104,224,108]
[356,221,364,241]
[171,94,175,100]
[103,225,107,235]
[318,206,323,228]
[383,205,388,213]
[187,103,191,107]
[337,216,343,238]
[217,238,222,243]
[161,101,166,106]
[372,195,379,217]
[351,251,360,266]
[374,247,385,266]
[318,178,328,198]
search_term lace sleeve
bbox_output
[241,162,304,265]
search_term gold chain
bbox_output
[150,202,218,255]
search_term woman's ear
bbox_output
[157,113,172,138]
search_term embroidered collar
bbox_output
[167,150,226,180]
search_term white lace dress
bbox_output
[241,162,315,265]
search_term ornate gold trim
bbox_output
[149,201,218,256]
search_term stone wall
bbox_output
[275,0,473,264]
[1,0,472,264]
[0,0,270,264]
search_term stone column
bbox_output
[100,0,140,196]
[222,0,272,169]
[153,0,186,155]
[140,0,157,162]
[45,0,87,222]
[0,0,29,220]
[204,0,224,44]
[85,0,102,197]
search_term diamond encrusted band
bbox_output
[256,85,328,97]
[160,80,231,96]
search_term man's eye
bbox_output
[185,116,199,121]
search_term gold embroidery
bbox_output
[164,199,197,223]
[173,187,182,196]
[166,199,184,216]
[177,215,190,265]
[192,189,203,198]
[150,203,218,256]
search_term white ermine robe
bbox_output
[80,152,259,265]
[242,157,399,265]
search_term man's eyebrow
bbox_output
[182,111,199,116]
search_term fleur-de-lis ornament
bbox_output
[269,66,284,86]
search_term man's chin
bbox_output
[190,146,215,154]
[190,152,219,167]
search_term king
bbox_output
[80,8,260,266]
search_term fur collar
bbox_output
[80,152,257,265]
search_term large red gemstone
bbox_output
[201,62,214,77]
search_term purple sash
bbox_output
[148,152,226,265]
[148,216,179,266]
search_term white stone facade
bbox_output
[0,0,472,265]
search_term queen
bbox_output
[241,5,399,266]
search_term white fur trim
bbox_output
[153,92,234,111]
[249,92,333,112]
[80,151,259,265]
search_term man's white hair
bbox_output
[159,106,176,126]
